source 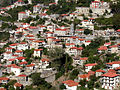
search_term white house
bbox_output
[33,49,43,57]
[17,42,29,50]
[11,65,22,76]
[0,77,9,84]
[18,12,28,21]
[106,61,120,69]
[101,72,119,90]
[95,69,105,77]
[85,63,97,72]
[62,80,79,90]
[40,58,49,68]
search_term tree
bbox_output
[60,84,66,89]
[84,29,92,35]
[69,69,79,80]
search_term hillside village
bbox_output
[0,0,120,90]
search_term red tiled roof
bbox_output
[34,49,43,51]
[29,26,38,29]
[66,43,75,46]
[0,88,6,90]
[17,74,27,77]
[9,43,18,46]
[26,64,35,67]
[5,51,12,54]
[12,65,22,69]
[108,69,116,73]
[5,47,13,50]
[98,46,107,51]
[17,57,26,60]
[101,72,119,77]
[62,80,79,87]
[53,39,61,42]
[26,34,34,37]
[96,69,105,72]
[19,61,27,65]
[115,67,120,70]
[77,47,83,50]
[19,42,26,44]
[9,58,16,61]
[41,58,49,62]
[14,82,23,87]
[0,77,9,80]
[88,71,95,75]
[109,45,118,48]
[80,57,88,60]
[85,63,97,66]
[117,29,120,32]
[33,40,44,43]
[106,61,120,65]
[78,74,90,78]
[15,50,23,53]
[78,38,85,41]
[76,29,84,31]
[70,47,77,49]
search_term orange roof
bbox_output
[115,67,120,70]
[17,57,26,60]
[34,49,43,51]
[117,29,120,32]
[77,47,83,50]
[108,69,116,73]
[5,51,12,54]
[96,69,105,72]
[17,74,27,77]
[53,39,61,42]
[62,80,79,87]
[78,74,90,78]
[106,61,120,65]
[80,57,88,60]
[9,58,16,61]
[78,38,85,41]
[0,88,6,90]
[14,82,23,87]
[19,61,27,65]
[9,43,18,46]
[26,64,35,67]
[33,40,44,43]
[19,42,26,44]
[0,77,9,80]
[86,40,91,43]
[101,72,119,77]
[15,50,23,53]
[104,42,111,45]
[85,63,97,66]
[5,47,13,49]
[66,43,75,46]
[29,26,38,29]
[88,71,95,75]
[109,45,118,48]
[26,35,34,37]
[70,47,77,49]
[12,65,22,69]
[56,28,67,31]
[41,58,49,62]
[70,36,78,39]
[98,46,107,51]
[76,29,84,31]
